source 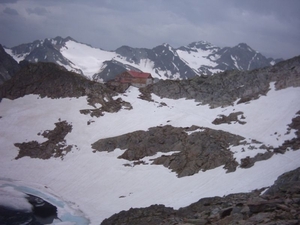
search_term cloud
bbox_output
[0,0,19,4]
[3,7,18,15]
[0,0,299,59]
[26,7,48,16]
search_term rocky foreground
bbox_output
[101,167,300,225]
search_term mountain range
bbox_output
[0,36,299,225]
[2,36,282,83]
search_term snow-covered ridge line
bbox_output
[4,36,281,82]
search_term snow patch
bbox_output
[4,48,28,62]
[177,48,218,73]
[0,84,300,224]
[60,40,118,79]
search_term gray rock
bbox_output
[0,62,132,117]
[100,167,300,225]
[139,56,300,108]
[212,111,246,125]
[92,125,244,177]
[240,151,274,169]
[0,44,20,84]
[15,120,73,159]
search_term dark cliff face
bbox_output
[0,44,20,85]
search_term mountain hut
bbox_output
[115,71,153,88]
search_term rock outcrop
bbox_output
[275,111,300,154]
[15,120,73,160]
[212,111,246,125]
[101,167,300,225]
[0,44,20,85]
[92,125,244,177]
[0,62,131,116]
[139,56,300,108]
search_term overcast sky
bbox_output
[0,0,299,59]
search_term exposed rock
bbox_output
[139,69,270,108]
[7,37,281,81]
[15,120,73,159]
[275,111,300,154]
[8,36,83,75]
[237,122,300,168]
[263,167,300,197]
[101,204,176,225]
[0,44,20,85]
[0,62,132,117]
[92,125,244,177]
[240,151,274,168]
[212,111,246,125]
[105,80,131,93]
[101,167,300,225]
[139,56,300,108]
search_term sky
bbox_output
[0,0,299,59]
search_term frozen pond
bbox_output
[0,179,90,225]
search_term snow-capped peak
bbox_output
[3,37,281,82]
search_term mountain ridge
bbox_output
[0,38,300,225]
[0,44,20,85]
[3,36,282,82]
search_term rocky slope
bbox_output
[0,44,20,85]
[139,55,300,108]
[101,166,300,225]
[4,36,82,74]
[0,62,131,117]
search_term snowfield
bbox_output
[176,47,218,72]
[1,84,300,224]
[60,41,118,79]
[60,40,170,80]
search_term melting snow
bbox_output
[0,84,300,224]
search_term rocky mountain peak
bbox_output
[236,42,254,51]
[155,43,177,55]
[3,37,284,81]
[45,36,74,49]
[186,40,219,51]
